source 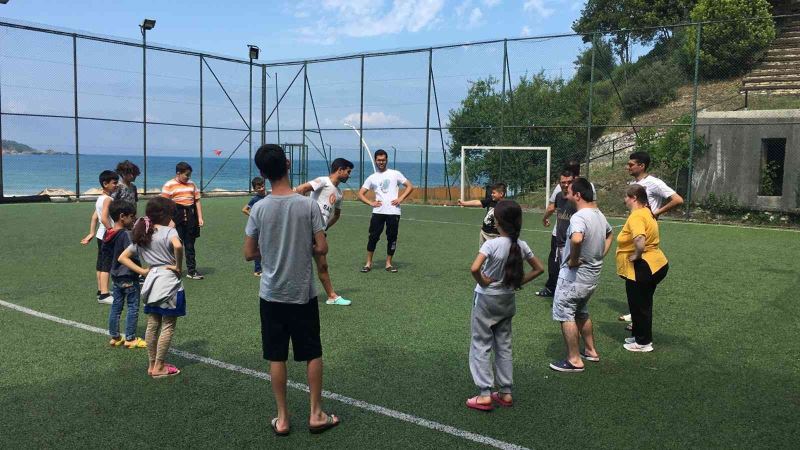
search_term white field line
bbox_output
[0,299,530,450]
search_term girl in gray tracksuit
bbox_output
[466,200,544,411]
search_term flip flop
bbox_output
[151,364,181,379]
[108,337,124,347]
[466,396,494,411]
[271,418,290,437]
[580,352,600,362]
[491,392,513,407]
[360,266,371,273]
[385,266,398,273]
[309,413,340,434]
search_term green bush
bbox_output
[634,114,708,186]
[620,60,684,116]
[685,0,776,78]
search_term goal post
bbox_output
[460,146,551,210]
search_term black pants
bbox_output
[175,221,197,272]
[625,261,669,345]
[544,236,562,292]
[367,213,400,256]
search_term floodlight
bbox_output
[141,19,156,31]
[248,45,260,60]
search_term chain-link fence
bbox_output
[2,14,800,219]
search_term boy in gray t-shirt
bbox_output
[243,144,340,436]
[550,178,613,374]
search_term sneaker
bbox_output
[124,337,147,349]
[618,313,632,322]
[549,359,585,373]
[97,293,113,305]
[187,271,204,280]
[623,342,654,352]
[253,272,262,277]
[326,296,352,306]
[535,288,554,298]
[624,337,636,344]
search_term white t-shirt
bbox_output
[361,169,408,216]
[549,182,596,236]
[475,236,534,296]
[633,175,676,214]
[95,194,114,239]
[309,176,342,228]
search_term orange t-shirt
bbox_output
[161,178,200,206]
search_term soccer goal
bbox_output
[460,146,551,210]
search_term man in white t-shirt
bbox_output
[357,149,414,273]
[627,151,684,218]
[294,158,354,306]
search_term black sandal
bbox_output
[385,266,398,273]
[360,266,371,273]
[271,418,290,437]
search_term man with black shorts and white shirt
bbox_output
[244,144,340,435]
[357,149,414,273]
[618,151,684,323]
[294,158,354,306]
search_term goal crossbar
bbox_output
[460,146,551,209]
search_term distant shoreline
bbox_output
[2,150,71,156]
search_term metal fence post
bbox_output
[301,61,307,187]
[261,64,266,146]
[73,35,80,200]
[0,42,3,199]
[585,33,597,179]
[199,56,204,193]
[359,55,365,187]
[142,29,148,195]
[249,56,253,192]
[500,39,507,179]
[687,23,702,216]
[424,48,432,203]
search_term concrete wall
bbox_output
[692,110,800,211]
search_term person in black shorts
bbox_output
[244,144,340,436]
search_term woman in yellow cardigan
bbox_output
[616,184,669,353]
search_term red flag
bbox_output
[213,149,222,156]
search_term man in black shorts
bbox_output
[244,144,340,436]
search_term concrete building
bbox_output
[692,110,799,211]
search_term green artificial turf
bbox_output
[1,198,798,449]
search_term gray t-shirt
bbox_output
[475,236,534,296]
[559,207,612,285]
[127,225,178,267]
[245,193,325,304]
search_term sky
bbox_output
[0,1,589,163]
[0,0,585,62]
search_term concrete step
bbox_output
[782,31,800,38]
[743,75,800,83]
[767,47,800,55]
[749,68,800,77]
[763,54,800,62]
[741,83,800,92]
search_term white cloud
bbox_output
[342,111,408,127]
[293,0,445,44]
[521,25,532,37]
[468,7,484,28]
[482,0,501,7]
[523,0,555,18]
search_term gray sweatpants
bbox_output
[469,291,516,396]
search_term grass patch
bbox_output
[1,198,798,449]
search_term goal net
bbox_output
[460,146,551,210]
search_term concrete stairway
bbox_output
[742,9,800,94]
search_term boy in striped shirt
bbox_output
[161,161,205,280]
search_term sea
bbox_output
[1,154,450,196]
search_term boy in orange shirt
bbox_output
[161,162,205,280]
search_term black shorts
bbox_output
[259,297,322,362]
[96,237,113,272]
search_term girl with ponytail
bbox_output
[119,197,186,379]
[466,200,544,411]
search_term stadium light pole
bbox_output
[247,45,259,193]
[140,18,155,195]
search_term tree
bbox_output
[573,0,696,63]
[574,38,617,84]
[685,0,776,78]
